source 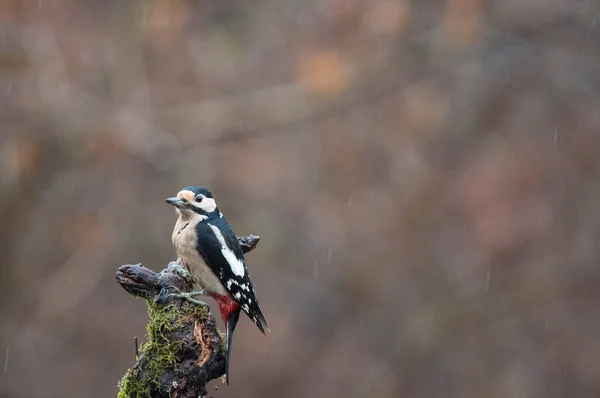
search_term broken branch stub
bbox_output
[115,234,260,398]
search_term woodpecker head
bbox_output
[166,186,219,219]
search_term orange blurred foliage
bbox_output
[364,0,411,36]
[296,50,352,98]
[444,0,482,46]
[139,0,189,44]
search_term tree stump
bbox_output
[115,235,261,398]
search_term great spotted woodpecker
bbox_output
[166,186,269,384]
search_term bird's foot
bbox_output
[170,288,209,306]
[173,263,195,286]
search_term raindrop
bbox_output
[7,82,11,94]
[4,347,8,373]
[313,260,319,279]
[239,119,244,130]
[39,0,42,9]
[327,248,332,266]
[348,195,353,207]
[485,269,491,292]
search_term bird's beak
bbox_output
[166,197,188,209]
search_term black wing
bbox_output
[194,218,269,333]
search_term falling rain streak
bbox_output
[4,347,8,373]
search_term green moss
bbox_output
[190,304,209,320]
[218,330,226,353]
[117,299,209,398]
[118,368,151,398]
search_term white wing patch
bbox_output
[208,223,246,277]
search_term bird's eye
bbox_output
[195,195,204,203]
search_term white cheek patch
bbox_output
[191,197,217,213]
[207,224,246,277]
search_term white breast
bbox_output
[172,216,228,296]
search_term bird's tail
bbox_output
[250,306,270,335]
[225,308,241,385]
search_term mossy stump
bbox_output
[115,235,260,398]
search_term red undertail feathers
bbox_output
[212,293,241,385]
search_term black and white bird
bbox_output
[165,186,269,384]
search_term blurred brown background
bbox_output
[1,0,600,397]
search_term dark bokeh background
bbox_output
[2,0,600,397]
